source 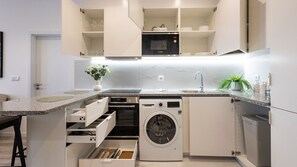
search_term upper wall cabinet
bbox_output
[143,8,179,32]
[128,0,247,56]
[62,0,141,57]
[128,0,144,30]
[248,0,269,52]
[213,0,247,55]
[104,6,141,58]
[62,0,104,56]
[180,8,216,56]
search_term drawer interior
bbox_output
[67,111,116,147]
[66,97,109,126]
[86,140,137,159]
[79,140,138,167]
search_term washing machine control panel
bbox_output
[157,101,180,108]
[158,102,163,107]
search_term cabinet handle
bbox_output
[106,115,112,121]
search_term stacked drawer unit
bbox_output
[65,97,138,167]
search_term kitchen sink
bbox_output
[180,89,204,93]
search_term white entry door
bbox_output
[30,35,75,97]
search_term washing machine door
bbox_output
[144,111,178,146]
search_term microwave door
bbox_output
[142,34,179,56]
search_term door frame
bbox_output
[28,32,60,97]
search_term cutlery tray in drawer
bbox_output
[67,111,116,147]
[67,97,109,126]
[79,140,138,167]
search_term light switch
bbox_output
[11,75,20,81]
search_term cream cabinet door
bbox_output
[189,97,235,157]
[128,0,144,30]
[271,108,297,166]
[62,0,82,56]
[214,0,247,55]
[248,0,269,52]
[104,7,141,57]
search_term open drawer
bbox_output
[79,140,138,167]
[67,97,109,126]
[67,111,116,147]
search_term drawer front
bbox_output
[85,97,109,126]
[79,140,138,167]
[95,112,116,147]
[67,111,116,147]
[67,97,109,126]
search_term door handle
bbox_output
[34,83,43,90]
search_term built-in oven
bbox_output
[107,96,139,139]
[142,32,179,56]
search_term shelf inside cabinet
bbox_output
[143,8,178,32]
[82,9,104,32]
[82,31,104,38]
[181,30,215,38]
[180,8,215,31]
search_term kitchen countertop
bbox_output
[0,91,99,115]
[0,89,270,116]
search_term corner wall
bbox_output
[0,0,61,98]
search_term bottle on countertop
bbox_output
[260,82,267,94]
[253,81,260,93]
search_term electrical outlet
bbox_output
[158,75,164,81]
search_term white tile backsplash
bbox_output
[75,56,247,90]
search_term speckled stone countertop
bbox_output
[0,91,100,116]
[229,91,270,107]
[0,89,270,116]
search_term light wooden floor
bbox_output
[0,134,26,166]
[0,134,240,167]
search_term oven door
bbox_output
[142,33,179,56]
[108,103,139,138]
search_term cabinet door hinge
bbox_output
[80,52,85,56]
[232,151,241,156]
[213,7,217,12]
[268,111,272,125]
[231,98,240,103]
[80,8,85,14]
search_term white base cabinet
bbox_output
[189,97,235,157]
[271,108,297,166]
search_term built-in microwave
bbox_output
[142,32,179,56]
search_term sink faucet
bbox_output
[194,71,204,92]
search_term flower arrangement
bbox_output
[219,74,252,91]
[85,64,110,81]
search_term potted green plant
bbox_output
[85,64,110,91]
[219,74,252,91]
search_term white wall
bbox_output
[0,0,61,98]
[244,50,270,85]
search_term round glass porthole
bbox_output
[145,114,177,145]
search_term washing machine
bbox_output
[139,98,183,161]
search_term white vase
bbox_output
[94,80,102,91]
[231,81,241,91]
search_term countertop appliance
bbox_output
[102,89,141,139]
[142,32,179,56]
[139,97,183,161]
